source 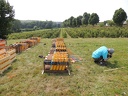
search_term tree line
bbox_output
[11,20,61,32]
[62,12,99,27]
[62,8,127,27]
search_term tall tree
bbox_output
[76,15,83,27]
[0,0,15,39]
[45,21,53,29]
[69,16,74,27]
[113,8,127,26]
[88,13,99,26]
[72,18,77,27]
[82,12,90,25]
[62,19,69,27]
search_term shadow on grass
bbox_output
[106,60,119,68]
[43,72,70,76]
[94,60,119,68]
[0,67,13,77]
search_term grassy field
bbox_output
[0,38,128,96]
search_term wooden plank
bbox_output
[0,60,11,69]
[0,54,10,64]
[0,49,6,55]
[7,49,16,55]
[0,64,11,74]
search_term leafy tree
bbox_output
[20,20,61,29]
[113,8,127,26]
[88,13,99,26]
[107,20,115,26]
[76,15,83,27]
[11,19,21,32]
[104,21,107,25]
[0,0,14,39]
[98,22,104,27]
[72,18,77,27]
[45,21,53,29]
[68,16,74,27]
[82,12,90,25]
[81,18,86,25]
[62,19,69,27]
[33,26,38,30]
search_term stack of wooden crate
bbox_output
[10,42,28,53]
[0,49,11,74]
[0,40,16,74]
[10,37,41,53]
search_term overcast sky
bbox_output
[8,0,128,22]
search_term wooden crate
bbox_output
[0,49,6,55]
[30,37,41,43]
[23,40,37,47]
[0,39,6,49]
[0,54,11,74]
[9,44,22,53]
[19,43,28,51]
[7,49,16,63]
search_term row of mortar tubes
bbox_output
[55,41,66,47]
[52,52,69,62]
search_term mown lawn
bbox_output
[0,38,128,96]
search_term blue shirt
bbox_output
[92,46,108,60]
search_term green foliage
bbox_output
[65,26,128,38]
[89,13,99,26]
[98,22,104,27]
[11,19,21,32]
[7,26,128,39]
[63,32,67,38]
[68,16,75,27]
[7,29,60,39]
[60,28,67,38]
[107,20,115,26]
[113,8,127,26]
[18,20,62,31]
[62,17,77,28]
[72,18,77,27]
[33,26,38,30]
[76,15,83,27]
[0,0,15,39]
[82,12,90,25]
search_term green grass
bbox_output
[0,38,128,96]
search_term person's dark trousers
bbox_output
[93,56,104,64]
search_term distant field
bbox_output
[0,38,128,96]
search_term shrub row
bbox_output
[66,27,128,38]
[61,28,67,38]
[7,26,128,39]
[7,29,60,39]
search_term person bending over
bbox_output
[92,46,114,65]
